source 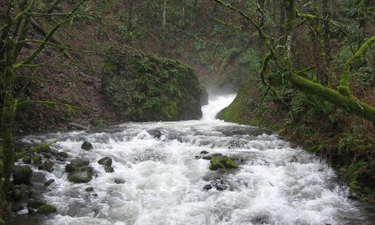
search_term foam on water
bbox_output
[20,94,367,225]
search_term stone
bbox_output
[202,184,212,191]
[209,156,238,170]
[105,166,114,173]
[66,159,90,173]
[98,157,112,167]
[30,172,47,184]
[114,178,125,184]
[37,204,57,214]
[81,141,93,150]
[57,151,70,158]
[147,129,162,139]
[39,159,54,172]
[22,155,32,164]
[13,165,33,184]
[68,171,92,183]
[70,158,90,167]
[86,187,94,192]
[27,199,46,211]
[44,179,55,186]
[200,150,209,155]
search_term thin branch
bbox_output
[13,0,88,69]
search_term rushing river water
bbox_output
[12,94,375,225]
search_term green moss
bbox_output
[102,47,205,122]
[32,154,41,165]
[209,156,238,170]
[37,204,57,214]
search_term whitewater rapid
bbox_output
[18,94,367,225]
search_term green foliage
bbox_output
[102,47,205,121]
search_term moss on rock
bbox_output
[37,204,57,214]
[102,47,206,121]
[209,156,238,170]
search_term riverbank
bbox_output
[217,80,375,202]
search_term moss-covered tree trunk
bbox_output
[0,0,16,221]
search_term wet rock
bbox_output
[27,199,46,212]
[147,129,163,139]
[200,150,209,155]
[65,164,78,173]
[57,151,70,159]
[22,155,32,164]
[12,188,22,201]
[32,154,41,165]
[202,184,212,191]
[37,204,57,214]
[13,165,33,184]
[86,187,94,192]
[105,166,114,173]
[98,157,112,167]
[209,156,238,170]
[68,171,93,183]
[71,158,90,167]
[39,159,54,172]
[114,178,125,184]
[66,159,90,173]
[11,203,25,212]
[44,179,55,186]
[30,172,47,185]
[81,141,93,151]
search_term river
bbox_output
[10,94,374,225]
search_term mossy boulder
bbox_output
[209,156,238,170]
[102,47,207,121]
[13,165,33,184]
[37,204,57,214]
[67,171,92,183]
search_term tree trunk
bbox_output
[162,0,167,27]
[0,1,16,220]
[322,0,332,84]
[128,0,134,31]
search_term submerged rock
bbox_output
[86,187,94,192]
[13,165,33,184]
[105,166,114,173]
[81,141,93,150]
[44,179,55,187]
[147,129,163,139]
[114,178,125,184]
[209,156,238,170]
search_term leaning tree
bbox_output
[213,0,375,125]
[0,0,87,220]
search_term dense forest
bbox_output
[1,0,375,224]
